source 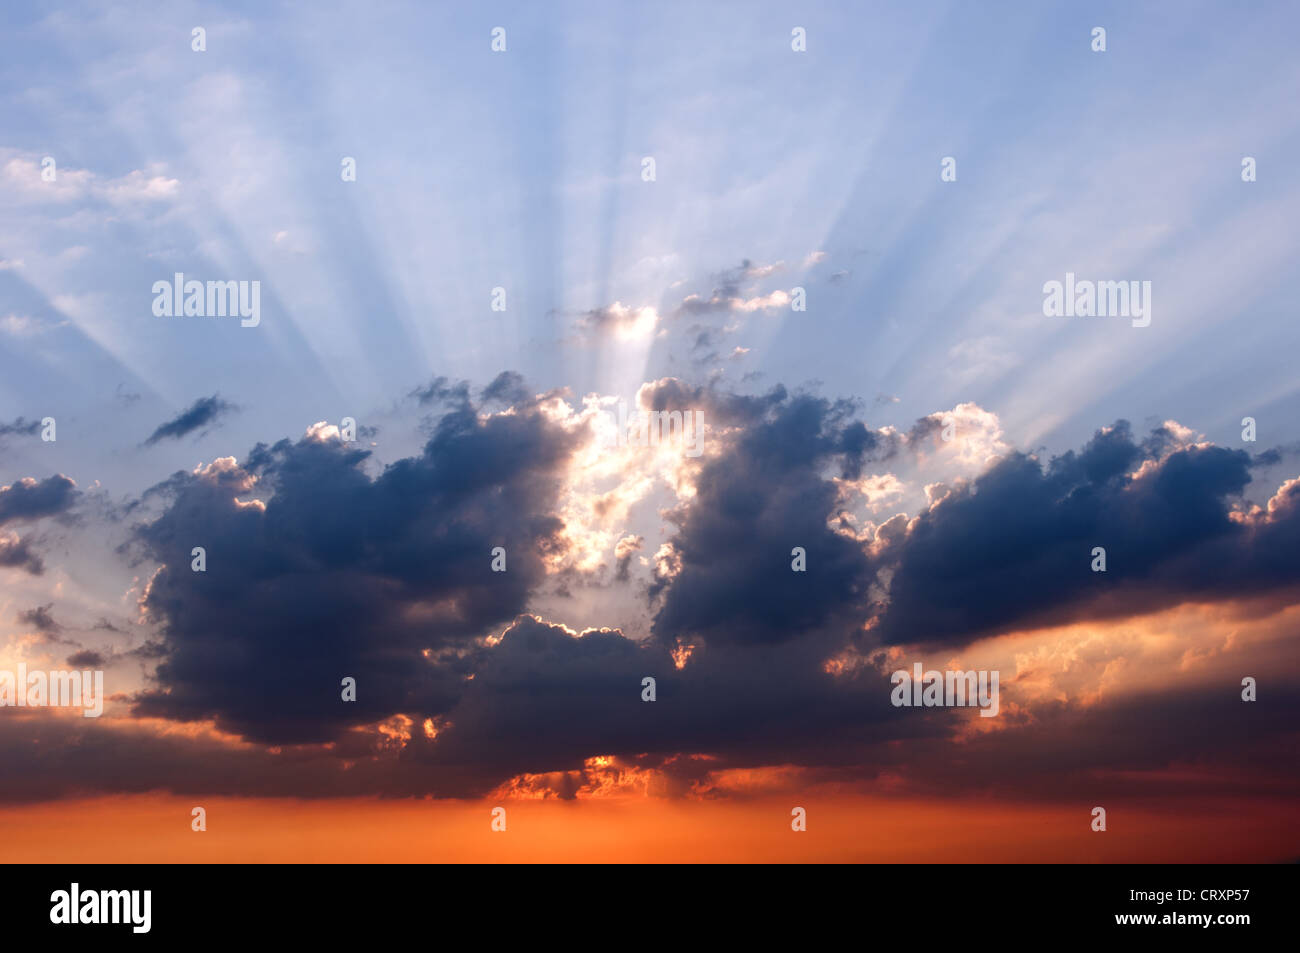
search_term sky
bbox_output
[1,0,1299,862]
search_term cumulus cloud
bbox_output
[0,151,178,205]
[645,383,878,647]
[128,386,583,744]
[2,375,1298,805]
[0,474,77,525]
[0,475,75,577]
[871,420,1300,646]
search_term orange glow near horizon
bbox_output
[1,793,1296,863]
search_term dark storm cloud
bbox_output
[406,615,937,798]
[420,615,660,781]
[115,379,915,793]
[10,375,1299,804]
[8,614,1295,805]
[862,679,1300,804]
[0,474,77,525]
[142,394,236,446]
[0,712,447,803]
[582,399,1300,787]
[872,421,1300,646]
[282,609,1300,802]
[645,382,878,647]
[129,386,583,745]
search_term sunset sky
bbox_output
[2,0,1299,862]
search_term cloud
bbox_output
[0,474,78,525]
[409,376,470,407]
[614,534,643,581]
[0,638,1294,804]
[871,421,1300,646]
[480,371,530,407]
[0,313,66,337]
[676,288,791,317]
[380,613,907,798]
[0,475,70,576]
[0,417,41,440]
[574,302,660,340]
[128,386,583,744]
[16,603,60,636]
[143,395,236,446]
[0,534,44,574]
[2,374,1298,805]
[646,386,879,648]
[672,259,793,318]
[0,152,178,206]
[66,649,105,667]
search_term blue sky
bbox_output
[4,0,1298,500]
